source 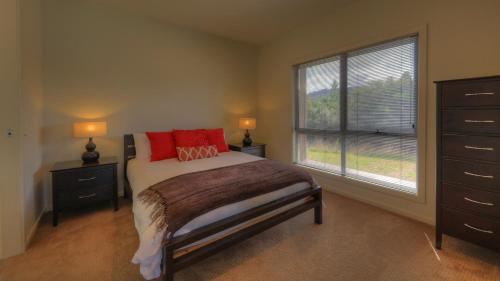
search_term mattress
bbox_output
[128,151,311,280]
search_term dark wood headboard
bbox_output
[123,134,136,199]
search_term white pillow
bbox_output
[133,133,151,161]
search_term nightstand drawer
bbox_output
[242,147,265,157]
[229,143,266,158]
[55,166,114,190]
[69,186,112,207]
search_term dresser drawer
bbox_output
[442,208,500,251]
[442,159,500,191]
[55,166,114,190]
[442,109,500,134]
[442,80,500,107]
[442,134,500,162]
[442,184,500,219]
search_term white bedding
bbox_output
[128,151,311,280]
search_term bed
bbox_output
[123,134,322,281]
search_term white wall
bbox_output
[257,0,500,224]
[0,0,45,258]
[41,0,259,208]
[0,0,24,258]
[20,0,45,245]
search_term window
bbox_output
[295,36,418,193]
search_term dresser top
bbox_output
[434,75,500,84]
[51,156,118,172]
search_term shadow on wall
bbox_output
[33,168,45,214]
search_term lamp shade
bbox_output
[239,118,256,130]
[73,122,107,138]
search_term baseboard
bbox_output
[323,186,434,225]
[25,206,47,248]
[300,165,435,226]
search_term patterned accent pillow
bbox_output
[176,145,218,161]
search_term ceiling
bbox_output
[92,0,354,45]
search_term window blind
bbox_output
[296,57,341,131]
[346,37,417,191]
[295,36,418,193]
[347,37,417,135]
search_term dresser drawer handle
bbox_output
[464,197,495,206]
[464,120,495,124]
[464,171,494,179]
[464,145,494,151]
[464,92,495,97]
[78,177,96,182]
[78,193,97,199]
[463,223,494,234]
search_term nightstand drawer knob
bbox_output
[78,176,96,182]
[78,193,97,199]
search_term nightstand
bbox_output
[228,143,266,158]
[50,156,118,226]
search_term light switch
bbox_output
[6,128,13,138]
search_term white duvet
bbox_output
[128,151,311,280]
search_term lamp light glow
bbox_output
[238,118,256,130]
[73,122,107,138]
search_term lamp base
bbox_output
[82,151,100,164]
[242,130,253,146]
[82,137,100,164]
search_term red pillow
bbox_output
[145,131,177,161]
[172,129,209,147]
[206,128,229,152]
[177,145,218,161]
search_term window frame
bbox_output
[292,31,427,202]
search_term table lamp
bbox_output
[73,121,107,163]
[239,118,256,146]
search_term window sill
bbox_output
[296,164,425,204]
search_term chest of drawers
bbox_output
[436,76,500,252]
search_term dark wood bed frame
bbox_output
[123,134,322,281]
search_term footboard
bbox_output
[162,187,322,281]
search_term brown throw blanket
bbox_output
[138,159,316,243]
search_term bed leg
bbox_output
[314,190,323,225]
[163,247,174,281]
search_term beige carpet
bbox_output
[0,192,498,281]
